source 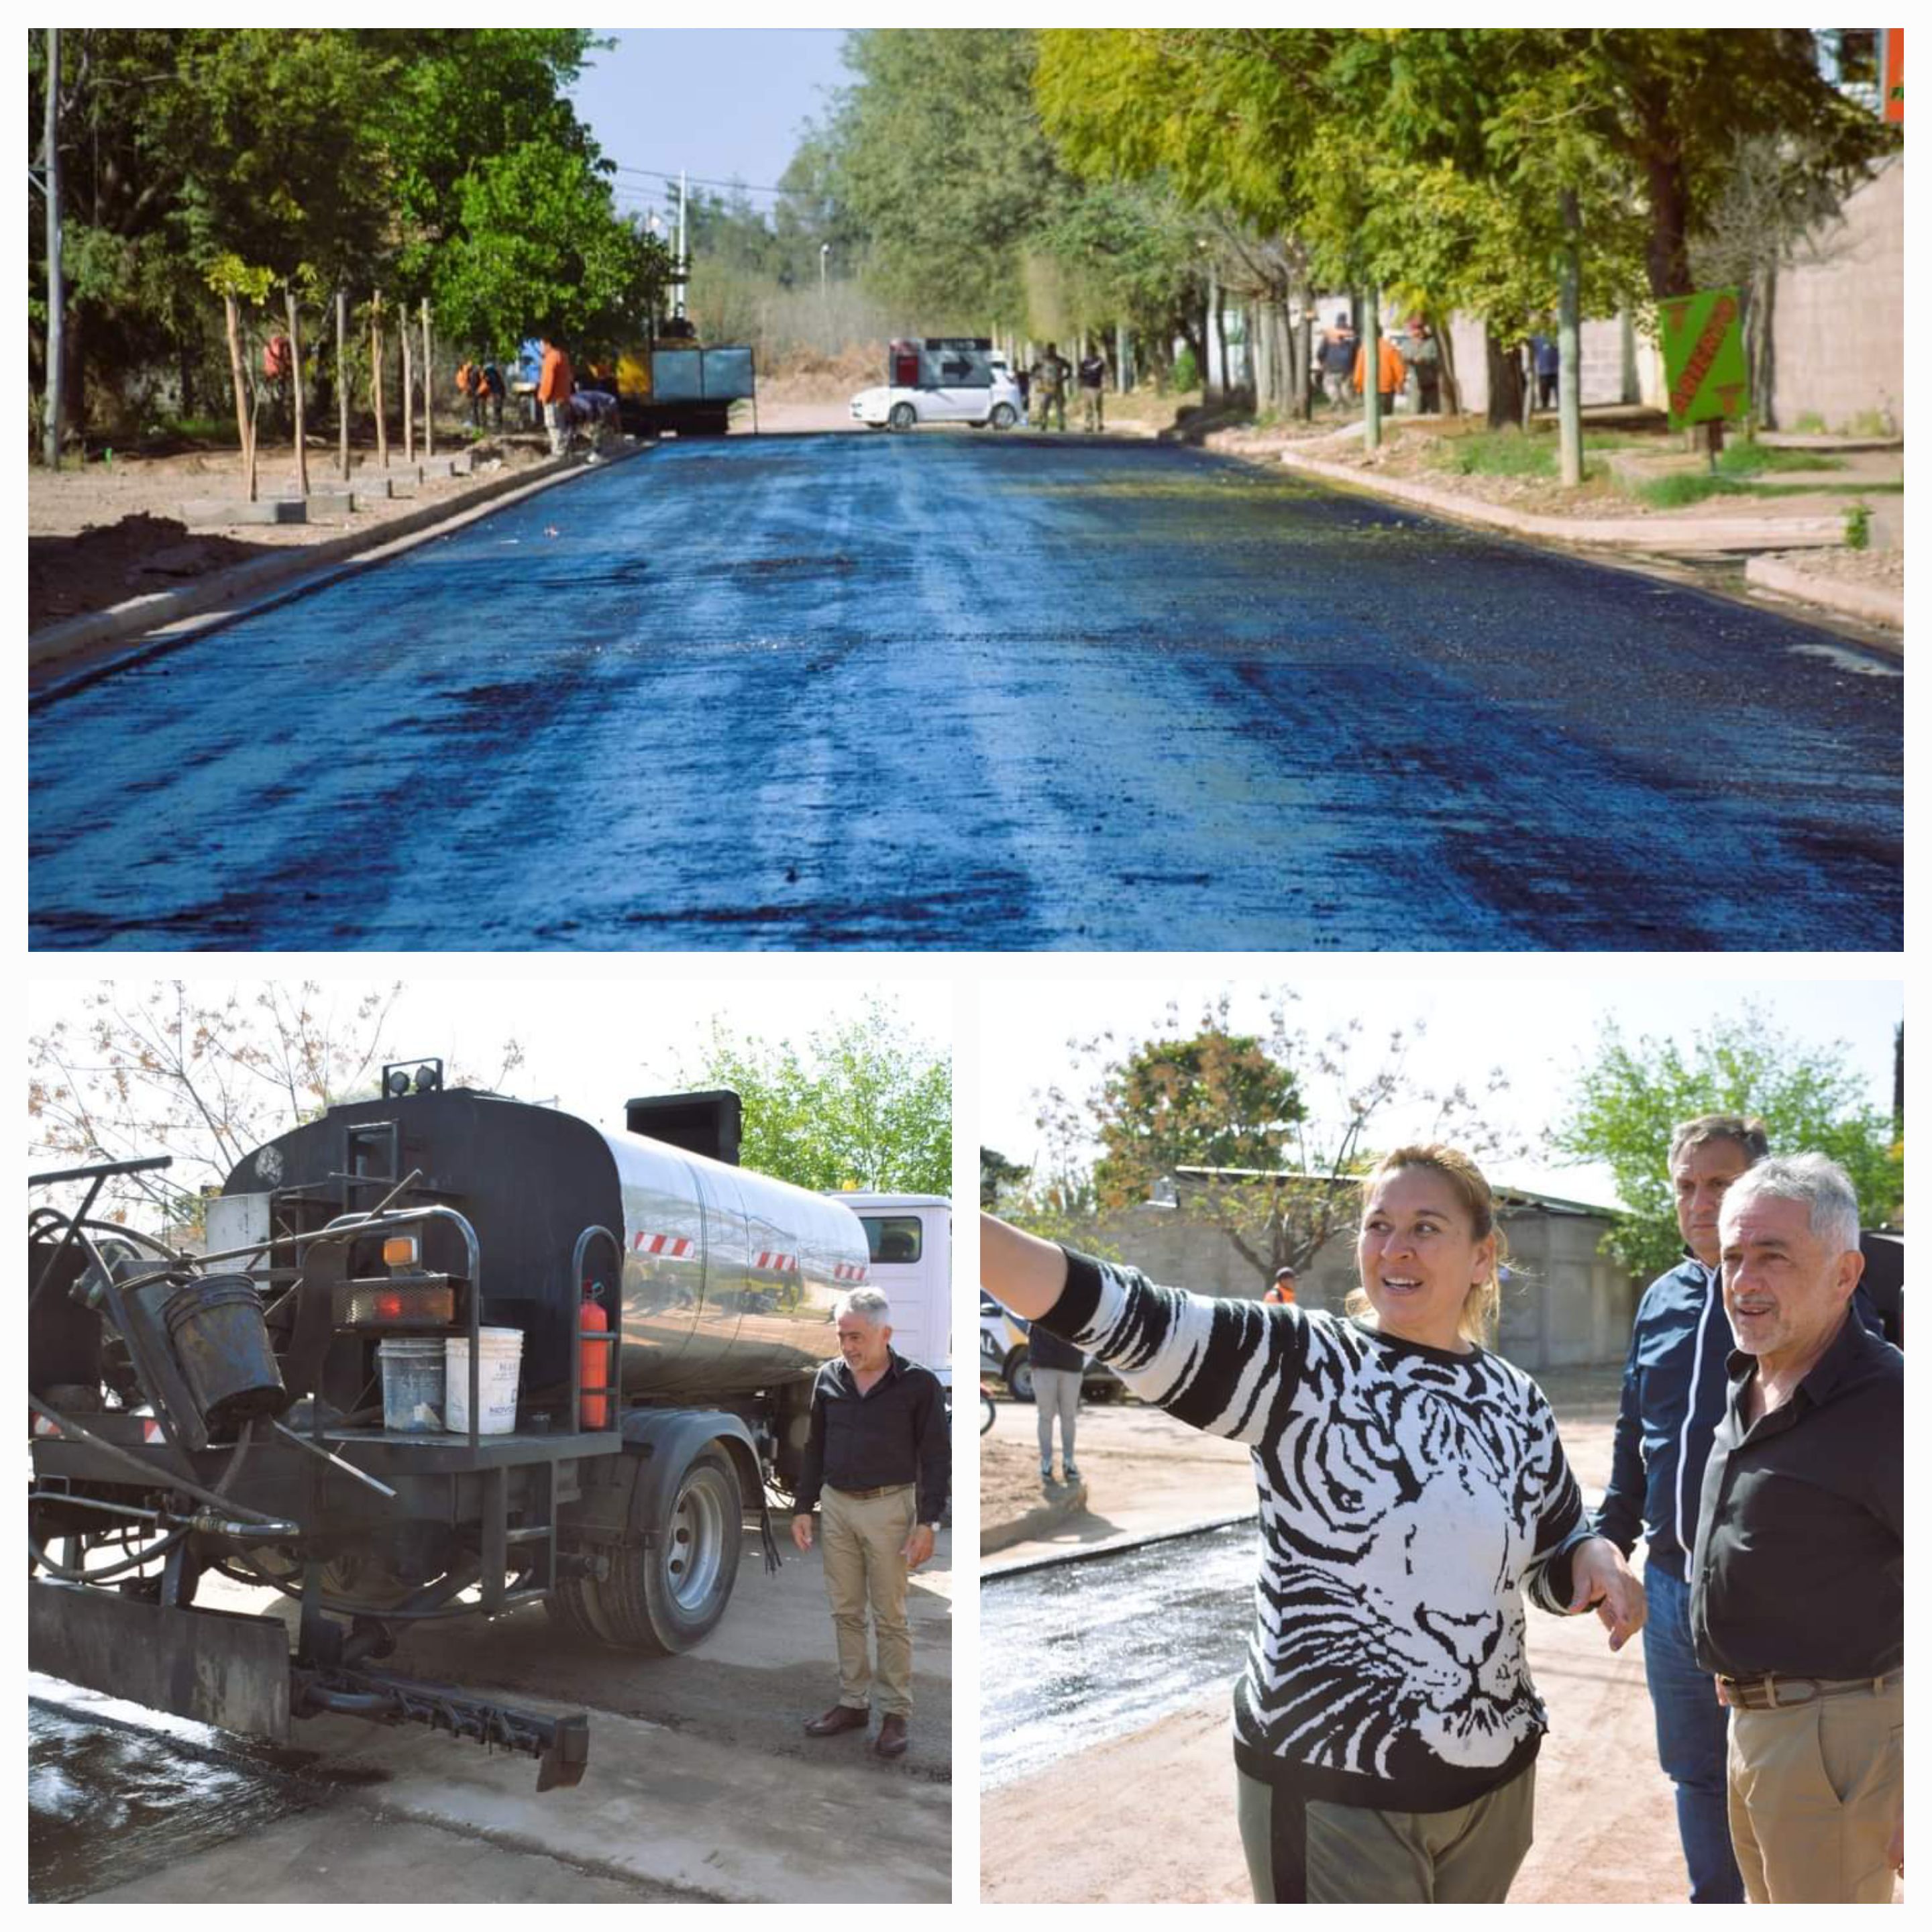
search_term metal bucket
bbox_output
[162,1273,288,1433]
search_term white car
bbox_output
[851,360,1024,432]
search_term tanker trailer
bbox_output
[27,1070,869,1791]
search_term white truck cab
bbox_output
[850,337,1022,432]
[828,1191,953,1389]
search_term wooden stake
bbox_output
[286,285,309,498]
[223,291,257,502]
[401,319,414,464]
[371,292,387,470]
[421,298,433,459]
[337,288,349,481]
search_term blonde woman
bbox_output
[981,1145,1644,1904]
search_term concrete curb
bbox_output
[981,1480,1089,1558]
[982,1509,1255,1580]
[1743,555,1904,631]
[1275,448,1845,553]
[28,442,649,692]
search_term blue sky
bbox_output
[572,29,853,223]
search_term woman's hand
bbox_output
[979,1214,1070,1320]
[1566,1536,1646,1652]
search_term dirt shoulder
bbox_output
[28,428,567,633]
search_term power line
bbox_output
[607,163,800,199]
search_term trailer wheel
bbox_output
[1003,1345,1034,1403]
[593,1450,743,1655]
[888,402,917,432]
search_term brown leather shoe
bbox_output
[873,1713,910,1758]
[803,1703,869,1737]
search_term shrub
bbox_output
[1173,346,1199,391]
[1844,500,1872,549]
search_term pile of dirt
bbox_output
[27,432,554,631]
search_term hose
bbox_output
[30,1525,191,1583]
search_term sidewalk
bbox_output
[1206,412,1904,635]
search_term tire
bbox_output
[590,1450,743,1655]
[1004,1346,1034,1404]
[979,1394,996,1436]
[888,402,917,431]
[989,402,1018,430]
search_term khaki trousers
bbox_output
[820,1483,916,1717]
[1728,1675,1902,1902]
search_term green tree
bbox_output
[1031,992,1514,1287]
[681,1000,951,1197]
[27,981,523,1233]
[817,28,1063,326]
[1552,1006,1902,1285]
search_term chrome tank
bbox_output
[602,1126,868,1400]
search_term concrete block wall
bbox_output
[1765,156,1903,433]
[1078,1201,1638,1371]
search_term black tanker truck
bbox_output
[28,1071,871,1790]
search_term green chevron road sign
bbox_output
[1658,288,1749,431]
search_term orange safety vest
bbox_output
[1353,337,1405,396]
[537,345,575,405]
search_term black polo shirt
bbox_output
[1689,1307,1902,1680]
[793,1348,949,1527]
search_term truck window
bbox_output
[859,1214,923,1265]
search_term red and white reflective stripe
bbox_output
[832,1261,869,1283]
[143,1419,166,1442]
[32,1413,62,1438]
[632,1232,694,1257]
[754,1251,799,1273]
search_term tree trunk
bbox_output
[1485,326,1525,431]
[286,286,309,498]
[1436,314,1463,417]
[1362,286,1383,450]
[223,292,257,502]
[1558,187,1583,486]
[370,294,387,470]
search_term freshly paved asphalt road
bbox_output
[28,433,1901,949]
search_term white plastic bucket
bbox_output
[378,1336,446,1433]
[445,1327,523,1435]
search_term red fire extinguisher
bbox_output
[580,1284,610,1429]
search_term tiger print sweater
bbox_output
[1040,1249,1593,1814]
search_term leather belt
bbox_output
[1717,1670,1900,1711]
[829,1483,914,1500]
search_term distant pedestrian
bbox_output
[455,360,484,432]
[262,332,294,437]
[537,335,575,457]
[1263,1267,1297,1307]
[1531,332,1560,410]
[1405,319,1442,415]
[1028,1318,1086,1483]
[1354,331,1406,418]
[1015,364,1031,414]
[1028,342,1069,431]
[1320,313,1357,405]
[480,360,505,431]
[567,387,619,456]
[1077,348,1107,433]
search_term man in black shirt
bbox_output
[1690,1155,1903,1903]
[792,1286,949,1760]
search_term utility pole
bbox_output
[41,28,64,470]
[675,171,688,322]
[1558,189,1582,488]
[337,288,349,481]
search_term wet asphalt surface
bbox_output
[28,432,1902,950]
[982,1523,1254,1790]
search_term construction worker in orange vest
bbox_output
[1263,1265,1297,1307]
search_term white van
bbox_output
[849,337,1023,432]
[828,1191,953,1389]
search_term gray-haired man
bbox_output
[1690,1155,1902,1902]
[792,1287,949,1758]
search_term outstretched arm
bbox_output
[1566,1536,1647,1652]
[980,1214,1070,1320]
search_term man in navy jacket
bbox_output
[1593,1114,1768,1902]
